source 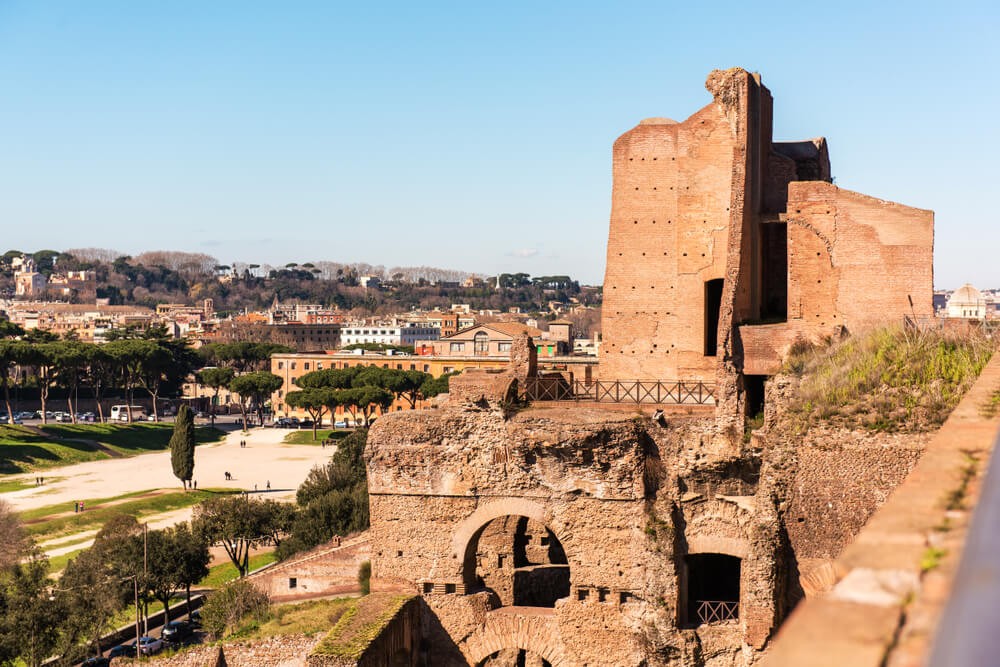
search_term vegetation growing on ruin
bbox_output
[784,325,994,432]
[311,593,411,660]
[980,388,1000,418]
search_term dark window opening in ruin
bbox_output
[745,375,766,419]
[704,279,724,356]
[288,577,297,589]
[423,582,433,594]
[478,650,553,667]
[683,553,741,627]
[760,223,788,321]
[465,515,570,608]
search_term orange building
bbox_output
[270,350,509,424]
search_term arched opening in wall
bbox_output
[683,553,740,626]
[760,222,788,321]
[478,648,552,667]
[704,279,724,356]
[464,515,570,608]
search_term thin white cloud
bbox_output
[508,248,540,258]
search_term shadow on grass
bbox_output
[0,443,101,474]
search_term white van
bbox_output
[109,405,146,422]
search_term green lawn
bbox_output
[199,551,278,588]
[41,423,225,454]
[0,424,225,474]
[282,429,350,445]
[23,488,240,542]
[0,478,37,493]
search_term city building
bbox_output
[946,283,989,319]
[340,322,439,348]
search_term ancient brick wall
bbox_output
[786,181,934,332]
[365,405,791,666]
[248,535,371,601]
[600,80,746,384]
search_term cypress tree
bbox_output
[170,404,196,488]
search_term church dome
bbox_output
[948,283,984,307]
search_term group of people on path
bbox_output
[73,500,85,513]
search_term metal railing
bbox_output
[696,600,739,624]
[521,378,716,405]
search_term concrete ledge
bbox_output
[763,350,1000,666]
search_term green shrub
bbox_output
[358,560,371,595]
[200,579,270,639]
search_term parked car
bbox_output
[81,656,111,667]
[135,636,163,655]
[334,420,348,429]
[54,412,72,422]
[107,644,136,659]
[0,414,21,424]
[299,419,314,429]
[161,620,193,643]
[15,411,35,420]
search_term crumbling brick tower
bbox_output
[600,67,933,417]
[364,69,936,667]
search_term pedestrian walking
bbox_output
[254,483,257,491]
[266,480,270,491]
[73,501,79,513]
[80,500,85,512]
[193,480,197,490]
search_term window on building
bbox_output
[450,342,465,353]
[289,577,297,589]
[443,366,454,373]
[304,362,310,370]
[474,331,489,355]
[498,342,511,353]
[277,361,284,369]
[291,362,297,370]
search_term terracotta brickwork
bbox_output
[357,68,940,667]
[600,68,934,399]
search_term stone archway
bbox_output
[465,608,570,667]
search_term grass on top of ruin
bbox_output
[783,323,995,433]
[227,596,357,640]
[0,423,225,474]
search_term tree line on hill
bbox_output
[0,324,298,423]
[0,248,601,318]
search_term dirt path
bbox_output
[22,488,172,525]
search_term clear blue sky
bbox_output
[1,1,996,288]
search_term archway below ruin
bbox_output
[478,648,553,667]
[464,515,570,608]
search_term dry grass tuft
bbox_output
[784,324,995,433]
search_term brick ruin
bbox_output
[363,69,935,666]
